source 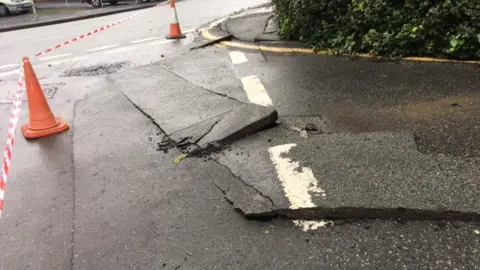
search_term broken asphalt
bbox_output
[187,8,480,222]
[0,0,164,33]
[110,47,278,155]
[0,3,479,267]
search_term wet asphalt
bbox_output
[237,51,480,158]
[0,0,479,269]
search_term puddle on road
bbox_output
[332,95,480,157]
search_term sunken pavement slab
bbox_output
[106,53,277,153]
[213,129,480,221]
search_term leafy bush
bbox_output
[273,0,480,59]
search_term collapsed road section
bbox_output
[108,48,278,155]
[212,127,480,222]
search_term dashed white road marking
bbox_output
[130,36,163,44]
[0,69,20,78]
[229,51,248,64]
[38,53,73,61]
[48,56,88,66]
[268,143,329,231]
[0,63,19,70]
[147,40,174,46]
[240,75,273,107]
[87,44,120,52]
[105,46,134,54]
[268,143,326,209]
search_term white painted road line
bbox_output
[48,56,88,66]
[0,69,20,78]
[38,53,73,61]
[147,40,174,46]
[87,44,120,52]
[229,51,248,64]
[293,220,332,231]
[130,36,163,44]
[0,63,19,70]
[268,143,330,231]
[240,75,273,107]
[268,143,325,210]
[105,47,134,54]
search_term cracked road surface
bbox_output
[1,74,478,269]
[0,0,479,269]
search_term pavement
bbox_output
[0,0,163,32]
[0,0,479,269]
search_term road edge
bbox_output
[200,14,480,65]
[0,1,167,33]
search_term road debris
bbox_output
[174,154,188,164]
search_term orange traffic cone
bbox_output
[166,0,185,39]
[21,57,69,139]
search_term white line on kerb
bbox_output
[130,36,162,44]
[0,63,19,70]
[229,51,248,64]
[240,75,273,107]
[105,47,134,54]
[87,44,120,52]
[38,53,73,61]
[268,143,331,231]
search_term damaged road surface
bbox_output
[212,127,480,221]
[108,49,278,154]
[107,46,480,223]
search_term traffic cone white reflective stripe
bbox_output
[166,0,185,39]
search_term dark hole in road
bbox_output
[63,62,129,77]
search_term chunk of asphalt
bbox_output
[215,130,480,221]
[278,116,331,134]
[169,110,232,145]
[195,104,278,153]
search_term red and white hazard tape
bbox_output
[0,66,25,217]
[33,2,165,58]
[0,1,168,217]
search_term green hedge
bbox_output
[273,0,480,59]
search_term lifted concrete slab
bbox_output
[160,47,250,104]
[224,12,280,42]
[197,104,278,151]
[107,57,277,153]
[214,128,480,221]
